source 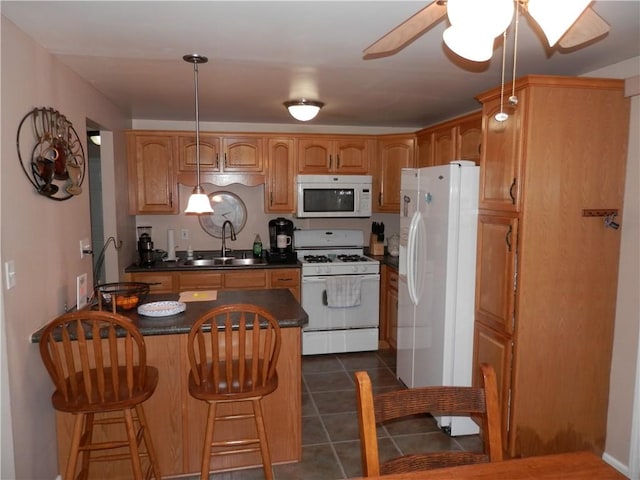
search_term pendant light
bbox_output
[183,54,213,214]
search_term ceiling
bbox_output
[2,1,639,129]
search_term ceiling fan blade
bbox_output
[363,1,447,59]
[558,6,610,49]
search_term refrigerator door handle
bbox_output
[407,210,421,305]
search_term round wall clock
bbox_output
[198,191,248,238]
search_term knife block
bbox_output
[369,234,385,256]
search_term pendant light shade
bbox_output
[527,0,591,46]
[183,54,213,214]
[284,99,324,122]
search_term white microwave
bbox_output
[296,174,372,218]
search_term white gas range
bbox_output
[294,229,380,355]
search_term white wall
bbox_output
[0,16,132,479]
[585,58,640,478]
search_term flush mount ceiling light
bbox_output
[284,99,324,122]
[88,132,101,146]
[183,54,214,215]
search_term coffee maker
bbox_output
[267,218,296,263]
[137,226,155,266]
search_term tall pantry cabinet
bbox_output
[472,76,630,458]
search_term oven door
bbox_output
[301,274,380,330]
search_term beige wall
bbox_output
[586,60,640,477]
[0,16,132,479]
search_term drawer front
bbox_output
[269,269,300,288]
[224,270,267,289]
[179,272,223,290]
[130,272,176,293]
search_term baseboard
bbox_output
[602,452,631,479]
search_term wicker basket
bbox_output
[95,282,150,312]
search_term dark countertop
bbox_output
[31,289,308,343]
[126,250,300,273]
[367,253,399,270]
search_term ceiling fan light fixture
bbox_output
[284,99,324,122]
[443,26,495,62]
[527,0,591,46]
[446,0,514,39]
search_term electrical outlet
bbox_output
[181,229,189,240]
[79,238,92,258]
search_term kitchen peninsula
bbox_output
[31,289,307,479]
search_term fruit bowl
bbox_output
[95,282,150,312]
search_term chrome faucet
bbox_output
[221,220,237,257]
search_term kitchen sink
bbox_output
[182,257,267,267]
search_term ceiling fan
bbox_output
[363,0,610,60]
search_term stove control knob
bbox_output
[352,265,359,273]
[324,266,331,274]
[315,266,323,274]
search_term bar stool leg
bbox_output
[123,408,144,479]
[66,413,85,480]
[78,413,95,480]
[136,404,162,479]
[200,402,217,480]
[252,399,273,480]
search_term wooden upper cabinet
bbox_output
[415,111,482,168]
[457,114,482,163]
[416,130,433,168]
[127,133,179,214]
[177,134,263,174]
[222,136,263,173]
[265,137,296,213]
[476,92,525,212]
[178,134,221,172]
[297,136,370,174]
[374,135,415,212]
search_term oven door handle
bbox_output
[322,290,328,306]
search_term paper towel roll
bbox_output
[166,229,177,261]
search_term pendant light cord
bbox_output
[498,29,508,119]
[193,61,201,187]
[511,1,520,102]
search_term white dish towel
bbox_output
[325,276,362,308]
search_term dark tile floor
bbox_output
[194,350,482,480]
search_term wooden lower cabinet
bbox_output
[379,264,399,350]
[127,267,300,300]
[55,328,302,478]
[473,322,512,453]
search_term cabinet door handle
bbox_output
[223,152,227,168]
[509,178,517,204]
[329,155,332,170]
[506,225,513,252]
[336,154,340,168]
[270,192,273,206]
[378,192,382,206]
[215,153,219,169]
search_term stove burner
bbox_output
[304,255,332,263]
[337,254,369,262]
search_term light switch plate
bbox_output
[80,238,91,258]
[77,273,88,309]
[4,260,16,290]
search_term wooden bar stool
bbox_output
[38,310,161,480]
[187,304,282,480]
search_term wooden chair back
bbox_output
[355,363,503,477]
[187,304,282,399]
[38,310,152,411]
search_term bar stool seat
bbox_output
[187,304,282,480]
[38,310,162,480]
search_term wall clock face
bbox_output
[198,191,247,238]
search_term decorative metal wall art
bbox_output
[16,107,86,200]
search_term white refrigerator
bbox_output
[397,161,480,436]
